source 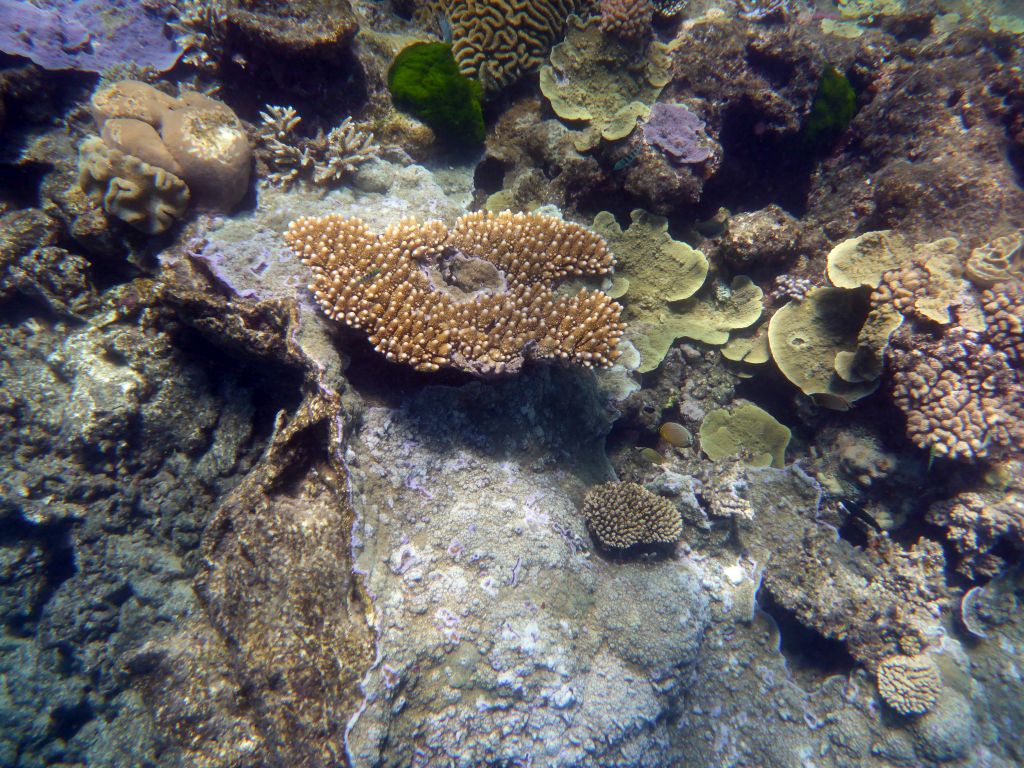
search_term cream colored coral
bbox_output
[285,211,624,374]
[877,654,942,715]
[582,482,682,549]
[966,233,1022,288]
[77,137,190,234]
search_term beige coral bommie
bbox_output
[582,481,682,549]
[285,211,625,374]
[877,654,943,716]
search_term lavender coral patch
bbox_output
[643,102,712,164]
[0,0,181,72]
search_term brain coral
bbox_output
[582,481,682,549]
[877,654,943,716]
[437,0,584,93]
[286,211,625,374]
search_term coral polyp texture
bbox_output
[599,0,655,44]
[876,654,943,716]
[582,481,682,549]
[285,211,625,374]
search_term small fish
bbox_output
[436,11,453,43]
[613,145,642,171]
[359,268,382,284]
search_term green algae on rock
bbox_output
[540,15,671,152]
[388,42,485,145]
[699,402,791,469]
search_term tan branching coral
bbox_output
[877,654,943,716]
[168,0,229,72]
[599,0,655,43]
[286,211,624,374]
[981,281,1024,363]
[582,481,682,549]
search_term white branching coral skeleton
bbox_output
[256,105,379,189]
[167,0,230,72]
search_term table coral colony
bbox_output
[285,210,625,374]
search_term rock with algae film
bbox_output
[540,15,672,152]
[699,401,791,468]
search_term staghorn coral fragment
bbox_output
[877,654,943,716]
[699,402,791,469]
[582,481,682,549]
[540,16,672,152]
[285,211,625,374]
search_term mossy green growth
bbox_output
[388,42,485,145]
[804,66,856,149]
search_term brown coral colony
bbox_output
[286,211,625,374]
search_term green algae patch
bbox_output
[388,42,485,145]
[594,209,762,372]
[699,402,791,469]
[540,16,671,152]
[804,66,856,150]
[767,287,879,407]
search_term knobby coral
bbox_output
[582,481,682,549]
[285,211,625,374]
[599,0,655,44]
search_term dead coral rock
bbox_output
[227,0,358,56]
[582,481,682,549]
[286,210,624,374]
[927,474,1024,580]
[877,654,943,716]
[717,204,801,270]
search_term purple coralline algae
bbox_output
[642,102,712,164]
[0,0,181,73]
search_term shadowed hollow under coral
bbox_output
[285,211,625,374]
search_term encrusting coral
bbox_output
[699,402,791,469]
[285,211,625,374]
[540,15,672,151]
[582,481,682,549]
[876,653,943,716]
